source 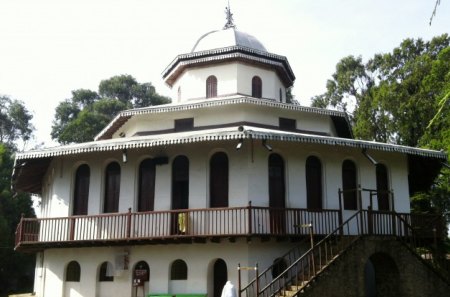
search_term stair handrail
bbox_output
[239,236,311,297]
[394,213,450,281]
[257,210,365,297]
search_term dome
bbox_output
[191,28,267,53]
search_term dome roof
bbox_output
[191,28,267,53]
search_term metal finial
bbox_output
[224,1,236,29]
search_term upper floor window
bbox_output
[376,164,390,211]
[306,156,323,210]
[175,118,194,132]
[210,152,229,208]
[99,262,114,282]
[342,160,357,210]
[138,159,156,212]
[279,117,296,131]
[206,75,217,98]
[66,261,81,282]
[170,259,188,280]
[279,88,283,102]
[252,76,262,98]
[104,162,121,213]
[73,164,90,215]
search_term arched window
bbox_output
[376,164,390,211]
[252,76,262,98]
[206,75,217,98]
[170,259,187,280]
[104,162,121,213]
[66,261,81,282]
[269,153,286,234]
[342,160,357,210]
[138,159,156,212]
[73,164,90,215]
[210,152,229,208]
[306,156,323,210]
[99,262,114,282]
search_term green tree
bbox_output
[0,96,34,147]
[312,34,450,215]
[0,95,35,296]
[51,75,171,144]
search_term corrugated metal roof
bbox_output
[17,125,447,161]
[94,96,349,140]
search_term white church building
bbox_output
[12,8,447,297]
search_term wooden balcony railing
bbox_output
[14,205,341,250]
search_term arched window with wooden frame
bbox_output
[103,162,121,213]
[73,164,90,215]
[376,164,390,211]
[210,152,229,208]
[138,159,156,212]
[252,76,262,98]
[66,261,81,282]
[206,75,217,98]
[342,160,358,210]
[170,259,188,280]
[306,156,323,210]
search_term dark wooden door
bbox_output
[73,164,90,215]
[210,152,229,208]
[171,156,189,234]
[376,164,390,211]
[306,156,323,210]
[213,259,227,297]
[269,154,286,234]
[342,160,357,210]
[138,159,156,212]
[104,162,120,213]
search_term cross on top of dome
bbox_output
[223,1,236,29]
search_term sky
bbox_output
[0,0,449,148]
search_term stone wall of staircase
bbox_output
[298,236,449,297]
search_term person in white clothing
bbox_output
[221,281,237,297]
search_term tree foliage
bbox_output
[312,34,450,214]
[51,74,171,144]
[0,96,36,295]
[0,96,34,148]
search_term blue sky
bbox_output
[0,0,449,147]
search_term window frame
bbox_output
[206,75,217,98]
[252,76,262,98]
[66,261,81,282]
[170,259,188,280]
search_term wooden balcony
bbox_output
[14,205,442,252]
[14,206,341,251]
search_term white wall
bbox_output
[40,139,411,220]
[34,240,299,297]
[170,62,285,102]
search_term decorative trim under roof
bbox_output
[162,45,295,87]
[95,96,349,141]
[17,125,447,161]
